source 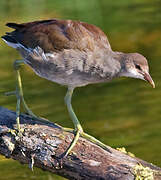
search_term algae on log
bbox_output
[0,106,161,180]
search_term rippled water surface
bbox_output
[0,0,161,179]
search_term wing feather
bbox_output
[2,19,111,53]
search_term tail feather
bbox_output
[1,35,17,44]
[6,23,25,30]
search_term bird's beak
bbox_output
[143,72,155,88]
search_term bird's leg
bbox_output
[63,88,110,154]
[13,60,24,133]
[64,87,83,156]
[14,60,36,116]
[13,60,50,132]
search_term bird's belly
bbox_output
[24,47,116,87]
[32,66,103,87]
[27,57,114,87]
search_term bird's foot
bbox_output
[81,132,111,153]
[63,125,83,157]
[62,127,111,154]
[19,94,51,124]
[7,127,24,137]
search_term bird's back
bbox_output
[2,19,111,52]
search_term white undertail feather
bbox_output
[2,38,31,52]
[2,38,56,63]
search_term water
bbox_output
[0,0,161,179]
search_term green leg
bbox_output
[15,86,21,131]
[63,87,110,154]
[15,60,50,122]
[64,87,83,156]
[14,60,24,132]
[14,60,36,115]
[11,60,50,132]
[63,127,110,152]
[21,94,50,123]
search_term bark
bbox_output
[0,106,161,180]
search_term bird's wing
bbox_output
[2,19,111,53]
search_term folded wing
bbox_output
[2,19,111,53]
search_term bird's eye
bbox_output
[135,64,142,70]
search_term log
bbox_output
[0,106,161,180]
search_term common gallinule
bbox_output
[2,19,155,156]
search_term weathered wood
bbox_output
[0,106,161,180]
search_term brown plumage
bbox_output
[4,19,111,52]
[2,19,155,88]
[2,19,155,157]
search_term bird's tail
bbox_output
[1,22,25,49]
[1,34,19,49]
[5,22,25,30]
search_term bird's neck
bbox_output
[110,51,127,76]
[94,50,124,81]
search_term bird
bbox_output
[2,19,155,156]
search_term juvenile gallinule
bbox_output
[2,19,155,156]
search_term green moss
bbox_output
[116,147,135,157]
[133,164,154,180]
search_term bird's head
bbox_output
[120,53,155,88]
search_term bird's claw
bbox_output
[8,128,24,137]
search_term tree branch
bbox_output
[0,106,161,180]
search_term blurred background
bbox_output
[0,0,161,179]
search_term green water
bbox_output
[0,0,161,179]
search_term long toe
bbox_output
[81,132,111,153]
[64,128,82,157]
